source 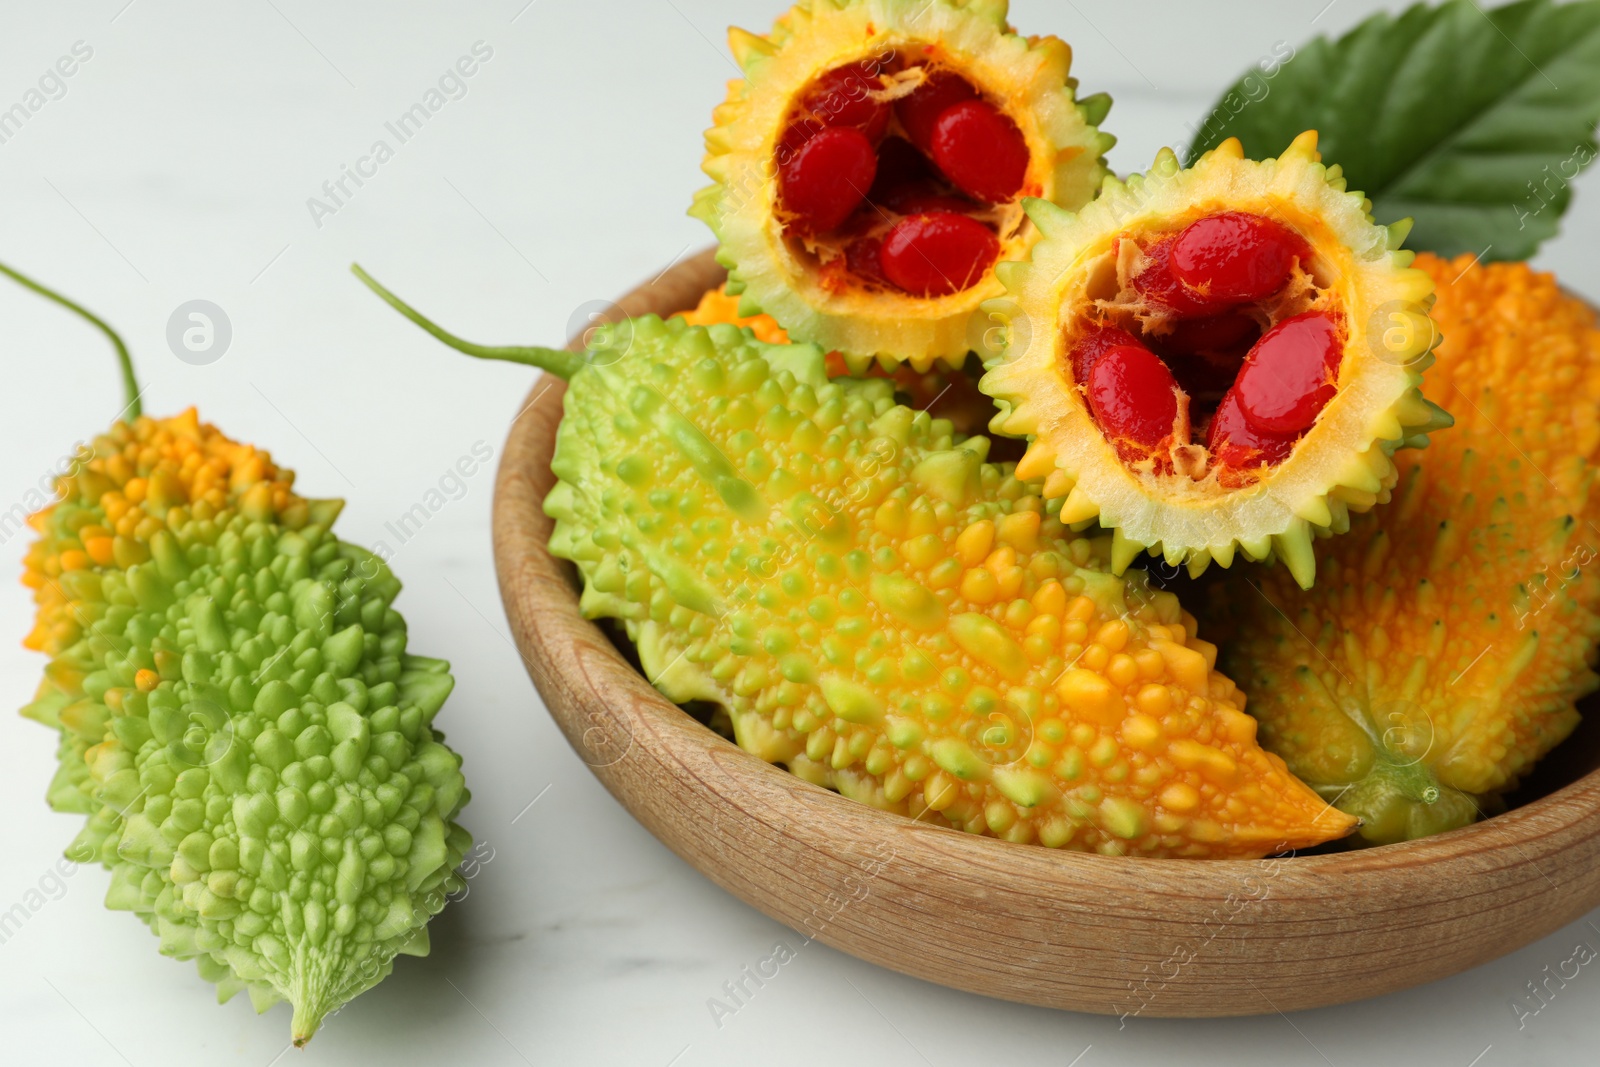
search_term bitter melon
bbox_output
[690,0,1113,370]
[11,262,471,1043]
[356,264,1355,858]
[982,132,1452,588]
[1204,253,1600,842]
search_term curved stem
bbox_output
[0,259,140,418]
[350,264,583,381]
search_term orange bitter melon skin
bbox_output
[23,409,306,655]
[545,315,1353,856]
[679,284,791,346]
[1208,253,1600,841]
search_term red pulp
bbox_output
[799,61,889,141]
[844,235,891,288]
[896,69,979,152]
[1130,236,1231,318]
[1156,310,1260,356]
[867,137,934,202]
[777,60,1026,297]
[1069,324,1144,385]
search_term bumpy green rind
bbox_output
[22,432,470,1044]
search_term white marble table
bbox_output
[1,2,1596,1064]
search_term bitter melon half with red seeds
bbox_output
[983,133,1452,588]
[690,0,1113,370]
[356,265,1355,858]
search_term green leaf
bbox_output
[1186,0,1600,260]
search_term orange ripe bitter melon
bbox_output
[1205,253,1600,843]
[356,265,1355,857]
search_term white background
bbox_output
[0,2,1597,1065]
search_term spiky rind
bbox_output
[1205,254,1600,843]
[543,314,1353,857]
[982,133,1449,588]
[690,0,1113,369]
[20,410,471,1042]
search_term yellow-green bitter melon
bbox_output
[354,264,1354,858]
[11,261,472,1043]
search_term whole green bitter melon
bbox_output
[11,262,472,1044]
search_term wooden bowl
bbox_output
[491,247,1600,1018]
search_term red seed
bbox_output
[880,211,999,297]
[1087,343,1184,449]
[896,68,979,151]
[844,235,890,288]
[1069,324,1143,385]
[1130,236,1230,319]
[775,119,822,169]
[802,61,890,141]
[930,100,1029,203]
[1207,388,1298,468]
[1233,311,1344,434]
[1171,211,1310,304]
[780,127,878,235]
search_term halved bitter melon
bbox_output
[690,0,1113,371]
[982,132,1452,588]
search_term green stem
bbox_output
[349,264,583,380]
[0,259,140,418]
